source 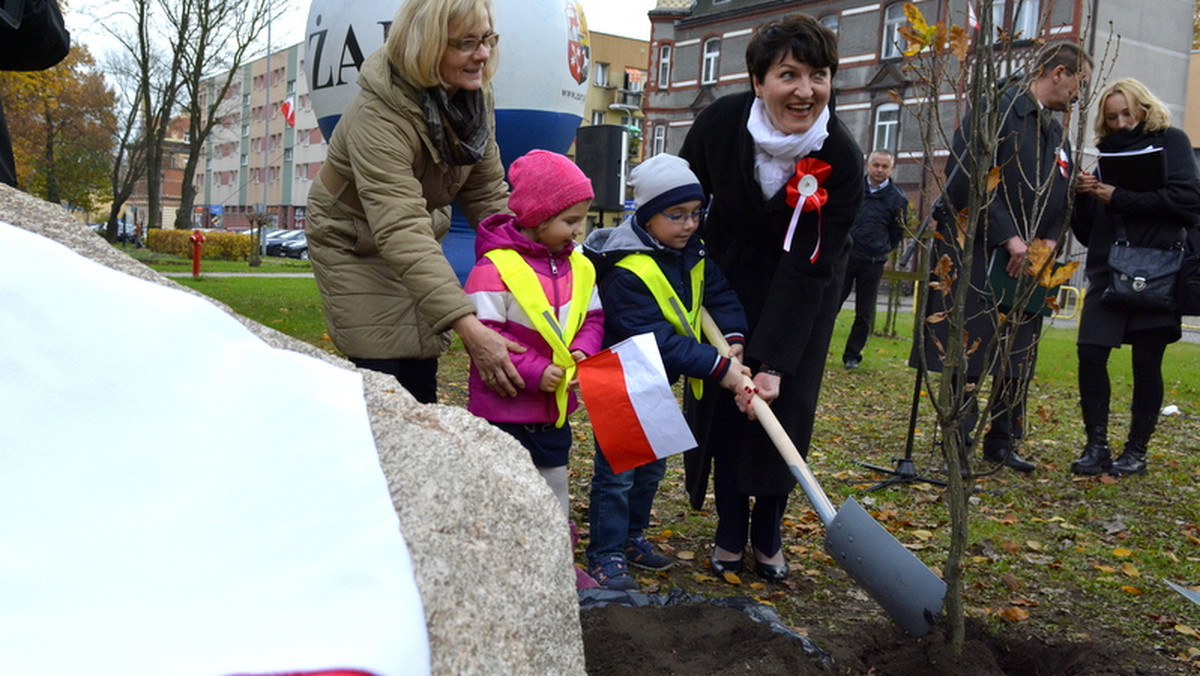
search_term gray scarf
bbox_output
[418,86,490,167]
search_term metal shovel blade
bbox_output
[824,496,946,637]
[1166,580,1200,609]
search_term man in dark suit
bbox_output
[0,0,70,187]
[917,42,1092,472]
[839,149,908,370]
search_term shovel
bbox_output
[701,310,945,637]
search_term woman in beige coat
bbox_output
[307,0,523,403]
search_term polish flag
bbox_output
[967,2,980,30]
[281,97,296,127]
[577,333,697,473]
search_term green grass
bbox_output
[174,276,334,352]
[173,270,1200,668]
[123,245,313,274]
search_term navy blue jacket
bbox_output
[850,178,908,263]
[583,217,747,385]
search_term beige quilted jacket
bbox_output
[307,49,509,359]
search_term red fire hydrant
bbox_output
[190,229,206,277]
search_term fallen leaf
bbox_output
[1094,564,1116,574]
[749,582,766,591]
[677,550,695,561]
[1112,547,1133,558]
[1121,585,1143,594]
[913,530,934,541]
[971,556,991,564]
[1120,563,1141,578]
[1011,597,1039,607]
[1176,624,1200,638]
[722,572,743,585]
[1002,541,1021,554]
[999,606,1029,622]
[1099,474,1119,484]
[693,573,718,583]
[1027,540,1044,552]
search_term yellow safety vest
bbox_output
[483,248,596,427]
[614,252,706,399]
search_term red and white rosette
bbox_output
[783,157,832,262]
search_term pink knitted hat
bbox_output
[507,150,595,228]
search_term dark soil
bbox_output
[580,600,1182,675]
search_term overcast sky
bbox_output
[64,0,657,61]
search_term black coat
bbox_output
[679,91,863,501]
[0,0,70,187]
[1071,124,1200,347]
[850,178,908,263]
[915,85,1072,379]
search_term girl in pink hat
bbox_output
[464,149,605,587]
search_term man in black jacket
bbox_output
[0,0,70,187]
[838,149,907,370]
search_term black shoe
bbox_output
[710,551,743,575]
[843,357,861,370]
[755,559,789,582]
[1070,442,1112,475]
[983,447,1036,473]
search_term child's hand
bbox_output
[540,364,566,392]
[728,343,744,361]
[571,350,587,362]
[719,356,751,393]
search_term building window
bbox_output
[873,103,900,153]
[992,0,1040,41]
[701,38,720,85]
[881,3,907,59]
[241,124,249,138]
[595,62,609,88]
[591,110,605,126]
[287,79,296,95]
[819,14,840,36]
[657,44,672,89]
[241,154,248,166]
[283,148,293,162]
[652,125,665,156]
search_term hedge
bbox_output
[147,229,253,261]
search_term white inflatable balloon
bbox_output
[305,0,590,165]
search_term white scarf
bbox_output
[747,98,830,200]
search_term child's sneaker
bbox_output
[624,536,674,571]
[588,553,639,591]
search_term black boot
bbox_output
[1071,426,1112,475]
[1110,413,1157,477]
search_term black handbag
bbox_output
[1102,224,1184,313]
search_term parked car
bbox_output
[279,231,308,260]
[264,229,305,257]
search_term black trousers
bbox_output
[349,356,439,404]
[838,256,886,362]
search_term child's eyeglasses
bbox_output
[661,209,707,225]
[447,32,500,54]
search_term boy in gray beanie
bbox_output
[580,154,750,590]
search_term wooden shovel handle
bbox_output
[700,309,837,525]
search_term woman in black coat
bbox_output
[679,14,863,581]
[1070,78,1200,477]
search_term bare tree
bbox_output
[897,1,1100,651]
[101,51,151,243]
[170,0,281,233]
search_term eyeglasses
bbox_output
[447,32,499,54]
[661,209,707,225]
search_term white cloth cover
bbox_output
[0,222,429,676]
